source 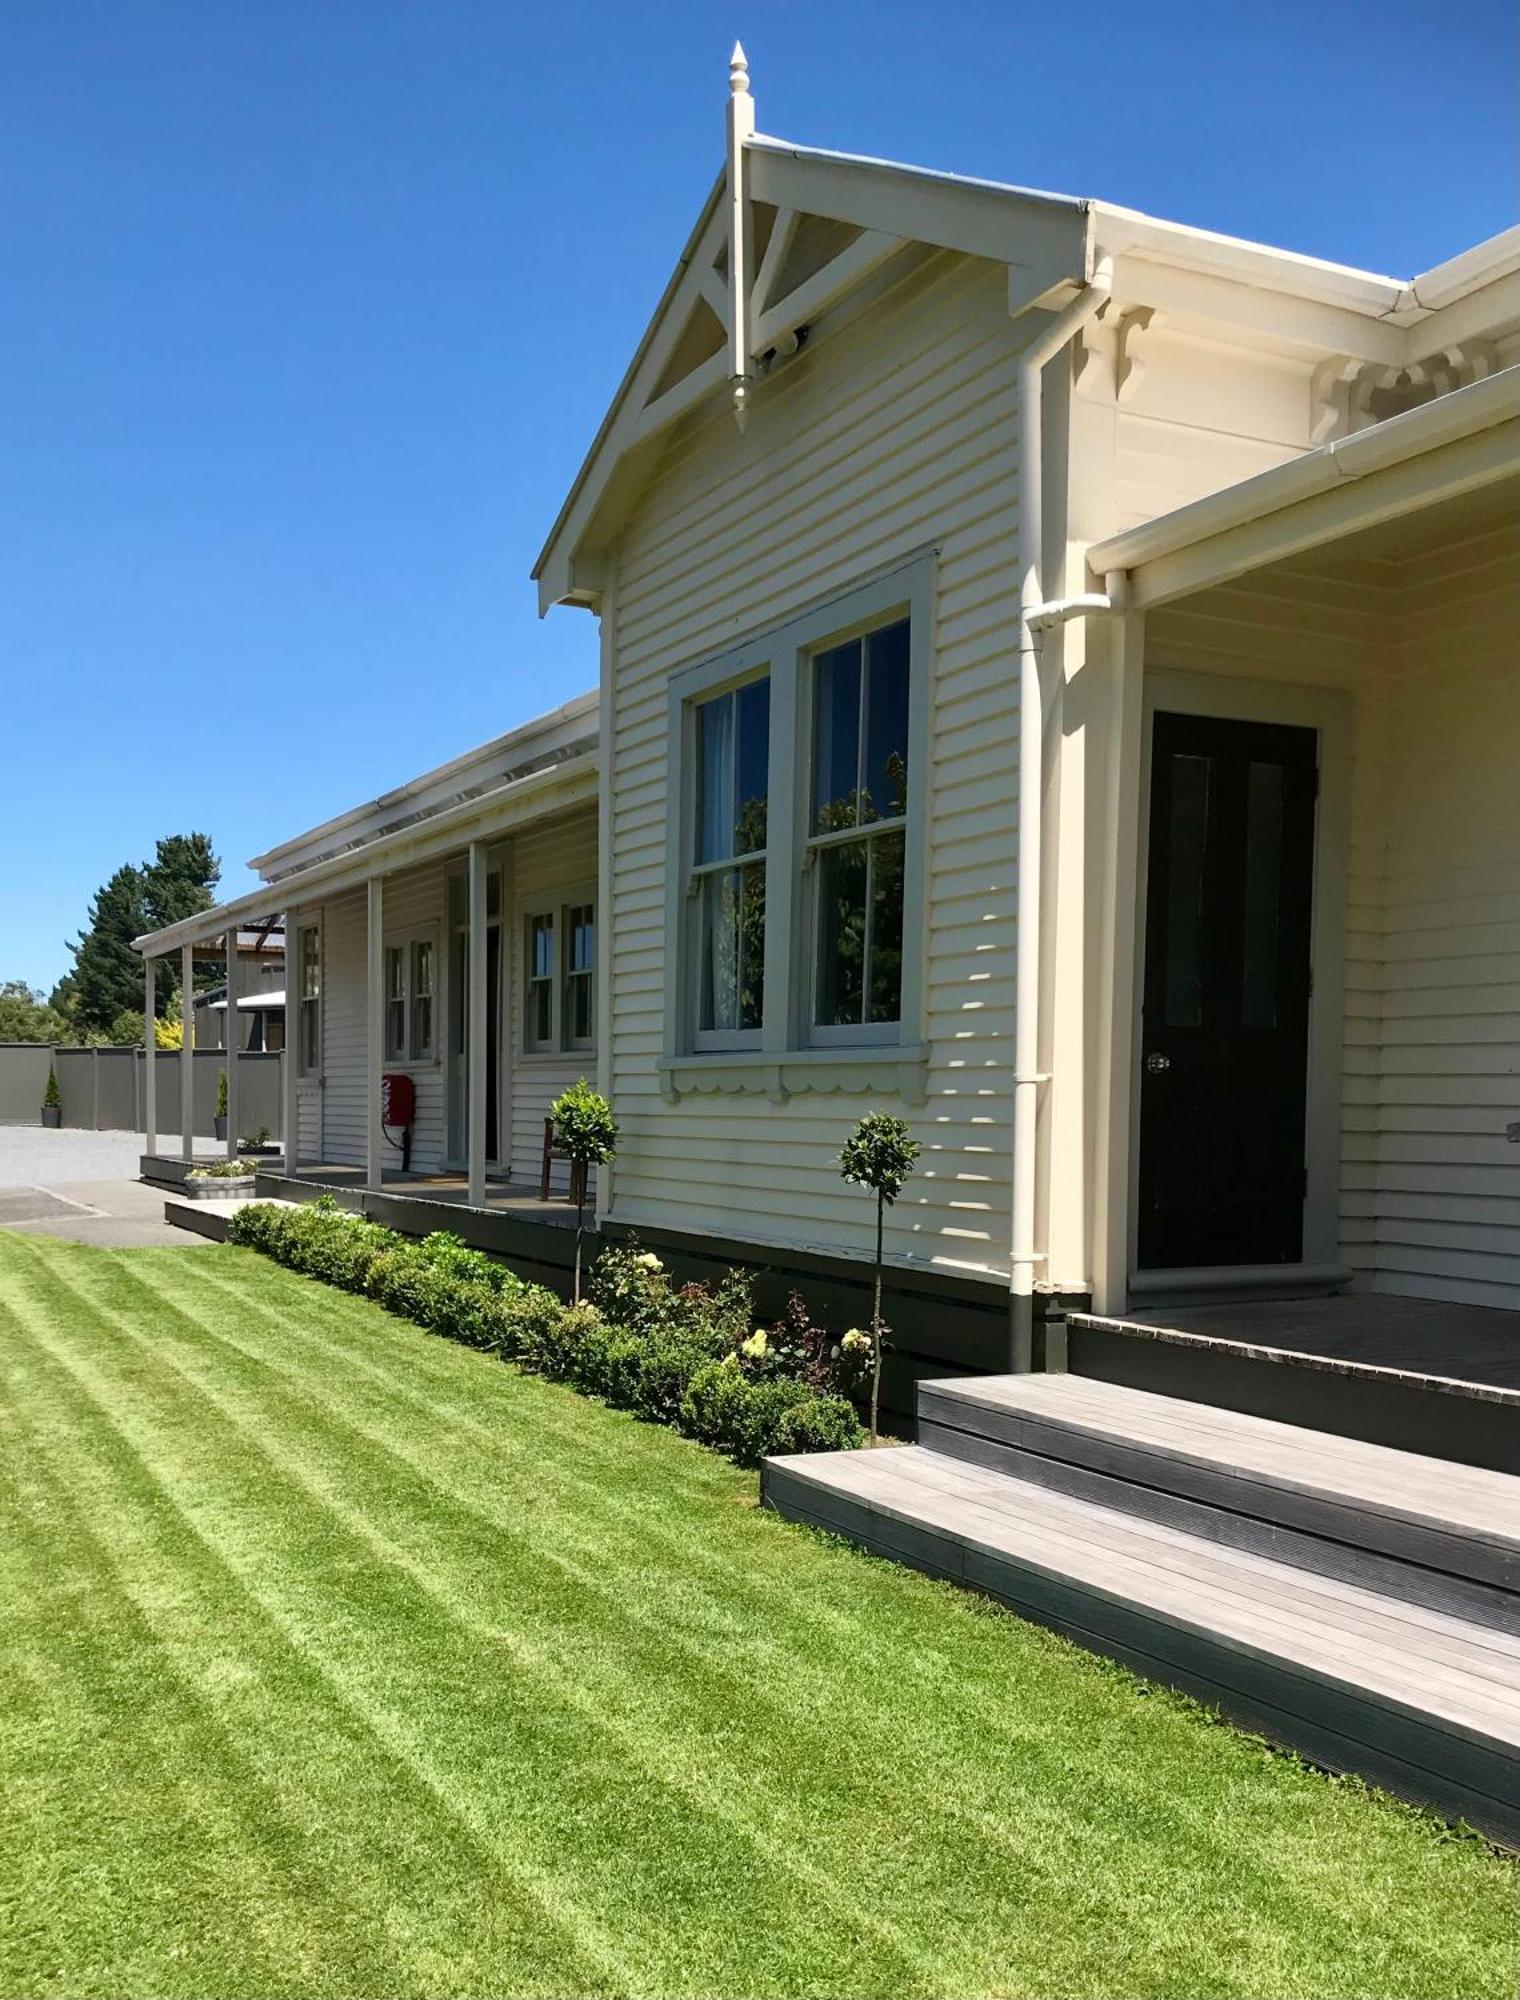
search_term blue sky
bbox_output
[2,1,1514,992]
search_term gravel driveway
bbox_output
[0,1126,222,1247]
[0,1127,163,1187]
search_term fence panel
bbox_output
[0,1045,56,1124]
[0,1043,285,1137]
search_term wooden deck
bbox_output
[1108,1294,1520,1391]
[289,1163,582,1227]
[765,1374,1520,1845]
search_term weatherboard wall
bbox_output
[604,252,1028,1277]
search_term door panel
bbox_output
[1138,712,1318,1269]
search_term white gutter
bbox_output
[250,689,599,878]
[1010,252,1115,1331]
[1089,362,1520,578]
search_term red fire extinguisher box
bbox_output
[380,1072,415,1128]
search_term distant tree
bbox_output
[143,833,219,933]
[142,832,220,1016]
[0,981,68,1044]
[68,865,149,1034]
[65,831,221,1033]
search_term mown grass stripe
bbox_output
[0,1251,636,1998]
[145,1246,1502,1942]
[2,1232,1496,2000]
[54,1243,1514,1989]
[1,1230,1513,2000]
[98,1240,1310,1923]
[9,1236,949,1996]
[38,1240,986,1994]
[0,1341,425,2000]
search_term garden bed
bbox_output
[227,1198,868,1466]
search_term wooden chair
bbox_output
[540,1116,588,1206]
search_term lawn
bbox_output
[0,1229,1513,2000]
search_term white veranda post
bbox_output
[180,939,195,1160]
[282,909,300,1176]
[367,876,385,1194]
[225,928,239,1160]
[467,840,488,1208]
[143,955,157,1156]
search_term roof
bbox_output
[534,114,1520,611]
[249,689,598,882]
[135,696,599,958]
[1088,362,1520,606]
[199,989,286,1012]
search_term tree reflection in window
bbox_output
[810,618,910,1027]
[694,677,770,1036]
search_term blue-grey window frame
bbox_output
[662,555,933,1073]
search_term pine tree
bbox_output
[69,865,149,1033]
[142,833,219,932]
[143,832,220,1016]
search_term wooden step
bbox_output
[763,1444,1520,1846]
[163,1193,299,1242]
[918,1374,1520,1628]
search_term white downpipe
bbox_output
[1011,255,1114,1311]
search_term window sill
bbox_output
[658,1044,928,1106]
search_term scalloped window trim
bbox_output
[657,1045,928,1106]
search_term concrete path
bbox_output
[0,1128,222,1248]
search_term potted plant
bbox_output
[40,1065,61,1129]
[184,1159,258,1200]
[213,1069,229,1141]
[839,1111,921,1443]
[549,1078,619,1302]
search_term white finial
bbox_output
[729,41,750,97]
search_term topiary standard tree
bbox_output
[550,1078,619,1302]
[839,1110,921,1443]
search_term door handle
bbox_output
[1145,1053,1171,1073]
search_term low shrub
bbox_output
[678,1358,861,1466]
[588,1243,752,1353]
[772,1394,866,1457]
[411,1231,529,1297]
[226,1200,867,1468]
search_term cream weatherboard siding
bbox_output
[295,818,599,1187]
[607,251,1027,1276]
[312,863,449,1175]
[316,888,366,1167]
[1374,526,1519,1309]
[1144,518,1519,1310]
[506,806,599,1185]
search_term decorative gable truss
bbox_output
[623,47,910,446]
[534,45,1088,609]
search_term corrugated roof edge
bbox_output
[249,688,598,880]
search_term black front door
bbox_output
[1137,711,1318,1270]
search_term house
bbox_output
[192,925,287,1052]
[135,52,1519,1401]
[136,695,599,1244]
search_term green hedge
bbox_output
[226,1200,864,1467]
